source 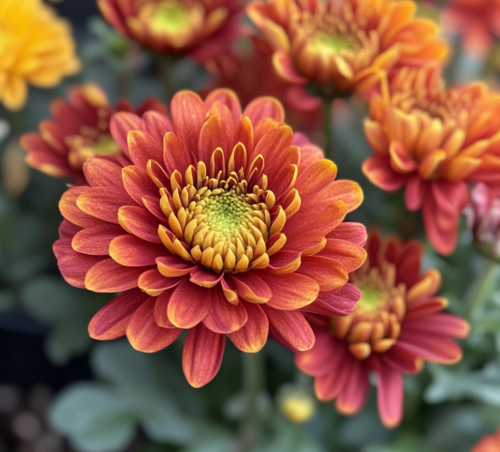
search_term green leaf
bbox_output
[50,383,136,452]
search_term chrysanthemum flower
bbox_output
[53,89,367,387]
[466,183,500,260]
[295,231,469,428]
[21,84,166,184]
[0,0,80,111]
[442,0,500,56]
[97,0,247,62]
[362,67,500,255]
[247,0,448,98]
[472,429,500,452]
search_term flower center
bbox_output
[156,147,285,275]
[67,133,120,171]
[314,32,357,55]
[330,265,406,360]
[148,1,190,34]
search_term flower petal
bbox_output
[72,224,124,255]
[89,288,149,340]
[376,365,403,429]
[138,269,184,297]
[127,296,182,352]
[83,158,123,187]
[229,273,272,303]
[77,187,134,224]
[167,278,212,328]
[59,187,106,228]
[261,273,319,310]
[244,96,284,125]
[295,330,338,377]
[318,239,367,272]
[183,324,225,388]
[203,285,248,334]
[303,283,360,316]
[110,112,142,157]
[336,358,369,415]
[85,258,151,292]
[228,302,268,353]
[109,235,165,267]
[297,256,348,292]
[118,206,162,243]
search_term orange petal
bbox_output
[273,50,307,84]
[202,285,248,334]
[407,269,441,303]
[85,258,150,292]
[318,239,367,272]
[167,278,212,328]
[72,224,123,255]
[228,302,268,353]
[182,324,225,388]
[109,235,165,267]
[298,256,348,292]
[261,273,319,310]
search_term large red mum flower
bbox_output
[53,89,367,388]
[21,84,166,184]
[295,231,469,428]
[97,0,247,62]
[362,67,500,255]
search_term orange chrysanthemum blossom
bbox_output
[362,67,500,255]
[472,429,500,452]
[0,0,80,111]
[295,231,469,428]
[53,89,367,388]
[97,0,247,62]
[21,84,166,185]
[247,0,448,100]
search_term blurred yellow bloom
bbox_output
[0,0,80,111]
[279,387,316,424]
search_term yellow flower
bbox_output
[0,0,80,110]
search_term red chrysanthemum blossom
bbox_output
[97,0,247,62]
[53,89,367,388]
[472,429,500,452]
[21,84,166,185]
[362,67,500,255]
[247,0,448,99]
[295,231,469,428]
[442,0,500,56]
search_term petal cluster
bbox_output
[295,231,469,428]
[0,0,80,110]
[247,0,448,97]
[98,0,247,62]
[362,67,500,255]
[53,89,367,387]
[21,84,166,184]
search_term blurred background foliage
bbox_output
[1,0,500,451]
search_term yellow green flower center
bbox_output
[148,1,190,34]
[93,135,121,156]
[314,32,358,55]
[357,286,383,311]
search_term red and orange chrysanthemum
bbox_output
[53,89,367,387]
[97,0,247,62]
[295,231,469,428]
[472,429,500,452]
[362,67,500,255]
[247,0,448,98]
[21,84,166,184]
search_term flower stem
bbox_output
[241,351,264,450]
[467,259,500,318]
[323,97,334,161]
[154,53,174,103]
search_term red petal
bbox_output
[403,313,469,338]
[405,175,427,211]
[261,273,319,310]
[167,278,211,328]
[229,273,272,303]
[244,97,284,125]
[203,285,248,334]
[72,224,124,255]
[77,187,134,224]
[327,222,367,246]
[88,288,149,340]
[298,256,348,292]
[127,297,182,352]
[336,358,369,415]
[85,258,151,292]
[313,341,351,400]
[128,130,163,169]
[109,235,165,266]
[189,267,224,288]
[263,306,315,352]
[397,332,463,364]
[295,330,338,377]
[59,220,81,239]
[171,91,206,159]
[318,239,367,272]
[138,269,184,297]
[122,165,160,205]
[156,255,196,277]
[273,50,308,84]
[118,206,162,243]
[141,111,173,146]
[379,343,420,374]
[83,158,123,187]
[110,112,142,157]
[303,283,360,316]
[183,324,225,388]
[59,187,106,228]
[55,241,104,288]
[362,156,407,191]
[376,365,403,429]
[228,302,268,352]
[205,88,242,125]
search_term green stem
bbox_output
[154,53,174,103]
[323,97,334,161]
[467,259,499,318]
[241,352,264,450]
